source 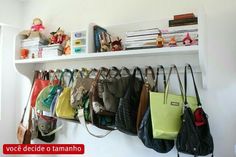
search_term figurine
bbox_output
[20,48,29,59]
[64,39,71,55]
[183,33,193,46]
[31,18,45,32]
[49,27,68,44]
[111,37,122,51]
[156,32,165,48]
[168,37,177,47]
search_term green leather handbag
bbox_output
[150,65,198,140]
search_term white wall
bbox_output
[12,0,236,157]
[0,0,22,151]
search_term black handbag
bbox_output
[115,67,144,135]
[138,66,174,153]
[176,64,214,157]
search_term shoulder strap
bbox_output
[184,64,201,106]
[164,65,184,104]
[133,66,144,82]
[77,108,111,138]
[20,71,39,123]
[154,65,166,92]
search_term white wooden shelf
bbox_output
[15,46,199,64]
[14,9,207,88]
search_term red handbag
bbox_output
[31,71,59,107]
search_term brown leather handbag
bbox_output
[17,107,32,144]
[17,71,38,144]
[136,66,154,131]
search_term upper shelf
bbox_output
[14,45,199,64]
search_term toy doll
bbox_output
[111,37,122,51]
[169,37,177,47]
[31,18,45,32]
[64,39,71,55]
[183,33,193,46]
[156,32,165,48]
[49,27,67,44]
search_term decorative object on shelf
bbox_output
[156,30,165,48]
[49,27,68,45]
[183,32,193,46]
[28,18,45,39]
[71,30,87,54]
[64,39,71,55]
[168,36,177,47]
[169,13,197,27]
[94,25,107,52]
[111,37,123,51]
[99,31,111,52]
[20,48,29,59]
[31,18,45,32]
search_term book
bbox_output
[126,25,198,37]
[169,17,198,27]
[174,13,195,20]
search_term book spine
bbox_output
[169,18,198,27]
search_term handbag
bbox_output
[17,107,32,144]
[138,66,174,153]
[136,66,154,131]
[55,69,76,119]
[17,71,38,144]
[102,67,130,113]
[71,68,95,112]
[90,68,116,130]
[37,113,63,143]
[31,71,58,107]
[115,67,144,135]
[176,64,214,156]
[149,65,198,140]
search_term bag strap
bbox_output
[20,71,39,123]
[120,66,131,76]
[184,64,201,106]
[60,69,74,87]
[154,65,166,92]
[77,108,111,138]
[133,66,144,82]
[164,65,184,104]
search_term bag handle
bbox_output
[106,66,121,78]
[145,66,155,81]
[164,65,184,104]
[132,66,144,82]
[77,108,111,138]
[184,64,201,106]
[154,65,166,92]
[120,66,131,76]
[60,69,74,87]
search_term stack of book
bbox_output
[125,25,198,50]
[21,37,48,58]
[40,44,63,58]
[169,13,197,27]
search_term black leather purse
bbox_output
[115,67,144,135]
[138,66,174,153]
[176,64,214,157]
